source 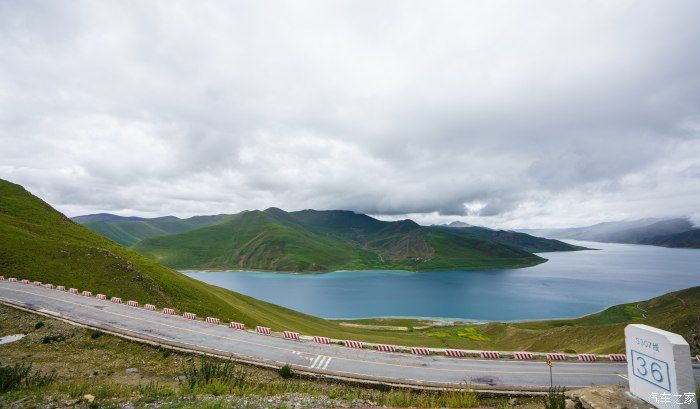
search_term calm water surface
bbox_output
[184,241,700,321]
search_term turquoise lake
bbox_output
[184,241,700,321]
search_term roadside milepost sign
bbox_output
[625,324,697,409]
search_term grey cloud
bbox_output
[1,1,700,228]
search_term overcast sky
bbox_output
[2,1,700,228]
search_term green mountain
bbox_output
[73,213,230,246]
[433,224,587,253]
[639,228,700,249]
[132,208,581,272]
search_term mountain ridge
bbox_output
[521,217,699,249]
[131,208,583,272]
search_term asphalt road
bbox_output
[2,281,698,391]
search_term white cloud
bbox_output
[1,0,699,228]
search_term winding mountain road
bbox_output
[1,281,698,392]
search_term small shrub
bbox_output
[41,334,65,344]
[138,382,173,403]
[544,386,567,409]
[183,359,245,390]
[0,362,32,392]
[90,330,103,339]
[161,348,172,358]
[0,362,56,392]
[278,364,293,379]
[34,321,44,329]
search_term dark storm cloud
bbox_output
[1,0,700,227]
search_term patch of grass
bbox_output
[41,334,65,344]
[90,330,103,339]
[427,331,451,338]
[183,359,245,391]
[382,387,480,408]
[0,362,55,392]
[0,362,32,392]
[162,348,172,358]
[457,327,491,341]
[278,364,293,379]
[34,321,44,329]
[544,386,566,409]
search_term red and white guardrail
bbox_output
[1,277,649,362]
[344,340,364,349]
[547,353,566,361]
[578,354,597,362]
[283,331,300,340]
[445,349,466,357]
[608,354,626,362]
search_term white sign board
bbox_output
[625,324,697,409]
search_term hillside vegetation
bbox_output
[132,208,581,272]
[75,214,229,246]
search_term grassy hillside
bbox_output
[77,214,229,246]
[436,226,587,253]
[0,178,348,334]
[133,208,555,271]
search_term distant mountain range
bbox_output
[75,213,230,246]
[73,209,584,272]
[521,218,700,249]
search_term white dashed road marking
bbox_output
[310,355,332,370]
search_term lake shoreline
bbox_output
[184,241,700,322]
